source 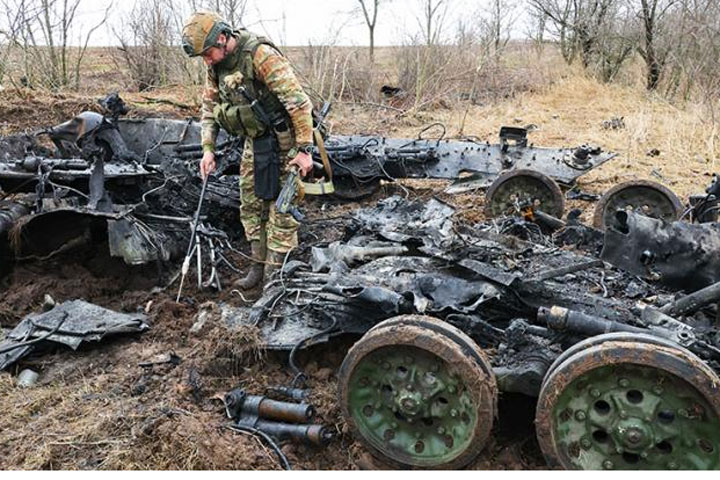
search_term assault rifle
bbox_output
[275,103,334,221]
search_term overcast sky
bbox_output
[71,0,524,47]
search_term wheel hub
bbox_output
[397,390,423,417]
[615,421,653,451]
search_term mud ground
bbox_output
[0,180,547,470]
[0,85,641,470]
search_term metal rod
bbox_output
[660,280,720,317]
[176,175,209,302]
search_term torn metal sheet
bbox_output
[601,210,720,291]
[249,197,660,353]
[323,128,616,194]
[0,300,149,370]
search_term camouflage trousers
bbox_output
[238,136,299,254]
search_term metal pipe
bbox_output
[660,280,720,317]
[252,420,334,446]
[538,305,648,336]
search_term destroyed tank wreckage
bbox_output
[2,101,720,470]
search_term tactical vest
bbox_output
[212,30,288,139]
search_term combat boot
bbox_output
[263,249,287,285]
[234,240,265,289]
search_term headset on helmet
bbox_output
[181,11,232,57]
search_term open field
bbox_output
[1,44,719,470]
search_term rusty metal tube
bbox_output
[538,305,647,336]
[254,397,315,423]
[253,420,334,446]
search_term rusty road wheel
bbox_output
[535,333,720,470]
[338,315,497,469]
[484,169,565,219]
[592,180,683,230]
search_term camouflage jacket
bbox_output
[201,33,313,153]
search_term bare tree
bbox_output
[635,0,679,90]
[526,5,548,55]
[115,0,191,91]
[416,0,448,46]
[478,0,518,58]
[0,0,109,90]
[0,1,28,84]
[354,0,386,64]
[528,0,636,80]
[188,0,249,27]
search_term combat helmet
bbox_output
[181,11,232,57]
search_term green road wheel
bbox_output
[484,169,565,219]
[339,315,497,469]
[535,334,720,470]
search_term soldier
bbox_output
[181,11,313,289]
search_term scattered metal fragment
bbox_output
[0,300,149,370]
[602,210,720,291]
[17,368,39,387]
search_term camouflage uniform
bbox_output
[201,34,313,254]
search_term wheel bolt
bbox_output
[374,401,382,409]
[391,422,398,429]
[618,378,630,388]
[652,385,663,395]
[668,462,679,470]
[684,439,694,448]
[422,394,429,400]
[619,410,628,419]
[640,452,648,459]
[590,388,601,398]
[448,385,456,394]
[580,438,592,449]
[437,427,446,435]
[602,460,614,470]
[450,409,458,418]
[407,384,414,392]
[615,446,624,454]
[575,411,586,421]
[678,409,689,418]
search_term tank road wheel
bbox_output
[592,180,683,230]
[484,169,565,219]
[338,315,497,469]
[535,333,720,470]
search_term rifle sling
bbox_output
[298,130,334,196]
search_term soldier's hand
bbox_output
[289,151,312,177]
[200,151,216,179]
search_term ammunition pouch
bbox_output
[253,133,281,200]
[213,102,267,138]
[273,119,294,153]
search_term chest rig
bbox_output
[212,31,288,139]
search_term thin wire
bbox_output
[224,424,291,470]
